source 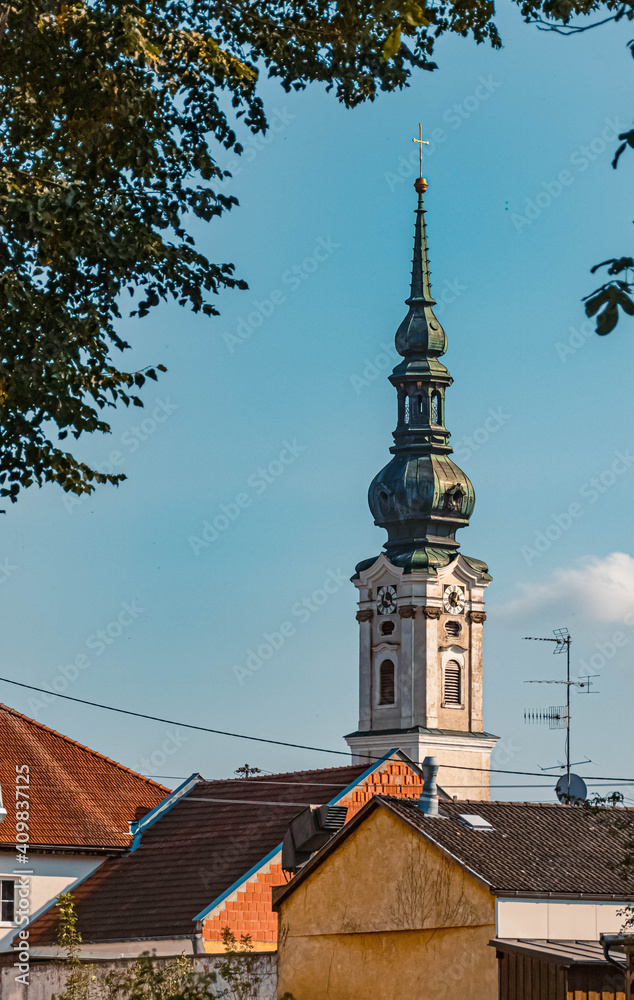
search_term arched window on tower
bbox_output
[443,660,462,706]
[404,396,410,424]
[431,391,441,425]
[379,660,395,705]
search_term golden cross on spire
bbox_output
[412,123,429,178]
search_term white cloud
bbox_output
[495,552,634,623]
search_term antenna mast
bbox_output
[523,629,597,787]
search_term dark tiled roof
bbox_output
[0,704,166,848]
[27,763,368,944]
[383,797,634,896]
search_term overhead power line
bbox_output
[1,674,633,784]
[184,796,321,807]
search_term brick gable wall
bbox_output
[202,760,425,950]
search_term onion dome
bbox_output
[364,176,484,575]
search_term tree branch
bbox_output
[529,5,628,34]
[0,4,11,49]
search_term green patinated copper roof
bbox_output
[353,550,491,580]
[395,178,447,359]
[362,177,488,576]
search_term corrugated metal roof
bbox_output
[491,938,619,966]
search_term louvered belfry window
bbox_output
[379,660,395,705]
[444,661,462,705]
[431,391,441,425]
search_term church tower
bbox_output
[345,172,498,800]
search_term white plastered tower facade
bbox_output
[346,553,496,800]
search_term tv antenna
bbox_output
[523,628,598,788]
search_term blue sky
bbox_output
[3,6,634,802]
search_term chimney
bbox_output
[0,784,6,823]
[419,756,439,816]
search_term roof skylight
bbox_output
[458,813,494,831]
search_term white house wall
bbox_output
[0,852,105,951]
[496,898,631,939]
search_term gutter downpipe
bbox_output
[601,932,634,991]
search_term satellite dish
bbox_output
[556,773,587,804]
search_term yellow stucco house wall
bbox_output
[274,802,497,1000]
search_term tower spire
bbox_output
[364,172,484,574]
[410,177,433,303]
[395,175,447,359]
[346,152,497,787]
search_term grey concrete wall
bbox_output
[0,952,278,1000]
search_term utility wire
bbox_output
[2,674,633,784]
[145,775,634,790]
[184,796,323,807]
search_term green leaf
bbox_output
[383,25,402,60]
[402,1,430,27]
[597,303,619,336]
[584,290,609,318]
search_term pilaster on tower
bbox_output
[345,168,498,801]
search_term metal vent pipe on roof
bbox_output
[282,804,348,873]
[419,756,439,816]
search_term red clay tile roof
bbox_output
[27,764,369,944]
[0,704,167,849]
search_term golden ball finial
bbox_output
[414,177,428,193]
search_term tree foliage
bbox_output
[515,0,634,336]
[584,794,634,933]
[0,0,502,504]
[1,0,632,505]
[54,893,291,1000]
